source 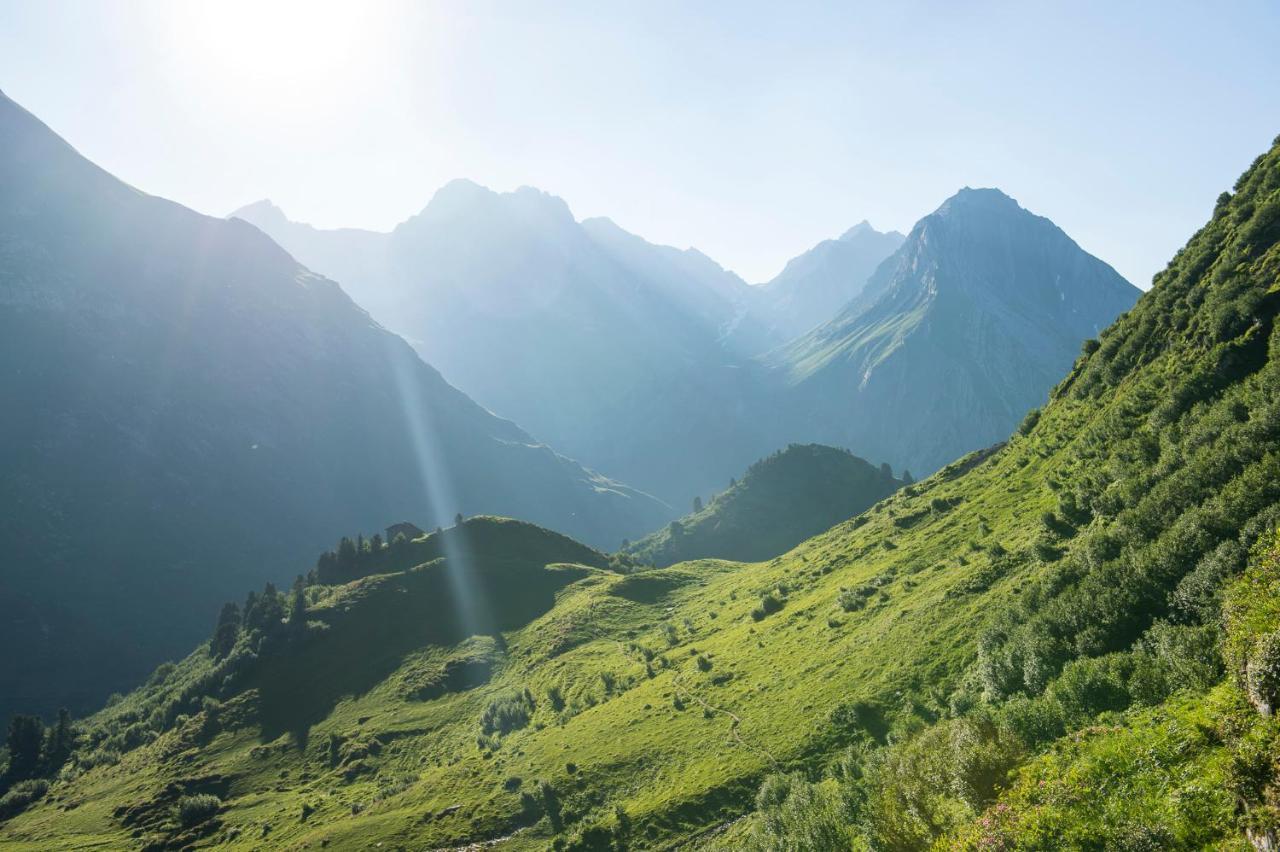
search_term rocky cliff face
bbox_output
[774,188,1140,476]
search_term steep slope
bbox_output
[0,91,668,721]
[10,132,1279,852]
[775,188,1141,477]
[747,221,904,341]
[625,444,904,567]
[232,187,786,509]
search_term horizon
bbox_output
[2,1,1278,286]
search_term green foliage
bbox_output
[0,780,48,821]
[176,793,221,828]
[480,690,535,736]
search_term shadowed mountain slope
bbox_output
[0,91,668,720]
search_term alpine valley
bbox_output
[2,79,1279,852]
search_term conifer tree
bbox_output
[210,601,241,659]
[289,585,307,634]
[5,715,44,780]
[44,708,72,773]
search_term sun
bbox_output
[152,0,403,108]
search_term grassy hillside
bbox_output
[2,139,1279,850]
[625,444,904,567]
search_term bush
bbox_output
[480,691,534,736]
[176,793,221,828]
[1246,630,1280,716]
[0,779,49,820]
[838,585,874,612]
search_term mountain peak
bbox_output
[417,179,575,227]
[229,198,288,227]
[839,220,875,240]
[935,186,1023,218]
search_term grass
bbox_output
[0,444,1054,849]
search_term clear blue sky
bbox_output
[2,1,1278,287]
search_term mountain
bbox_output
[774,187,1142,477]
[0,91,668,721]
[746,220,904,341]
[232,187,785,507]
[10,135,1278,850]
[625,444,904,567]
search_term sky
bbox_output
[2,1,1278,287]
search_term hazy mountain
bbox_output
[0,91,668,719]
[625,443,904,567]
[747,221,905,341]
[233,186,785,507]
[774,188,1141,476]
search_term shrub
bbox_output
[0,779,49,820]
[1246,630,1280,716]
[838,585,874,612]
[755,591,785,620]
[480,691,533,736]
[176,793,221,828]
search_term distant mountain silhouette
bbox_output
[233,187,785,507]
[744,221,904,341]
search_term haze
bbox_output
[2,0,1279,287]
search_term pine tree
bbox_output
[336,536,357,576]
[455,513,464,526]
[250,582,285,634]
[210,601,241,659]
[44,708,72,773]
[289,584,307,634]
[902,469,915,485]
[315,550,337,584]
[370,533,384,553]
[242,590,259,631]
[693,496,703,513]
[5,715,44,780]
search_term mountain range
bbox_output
[0,90,668,721]
[5,131,1277,850]
[234,184,1137,506]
